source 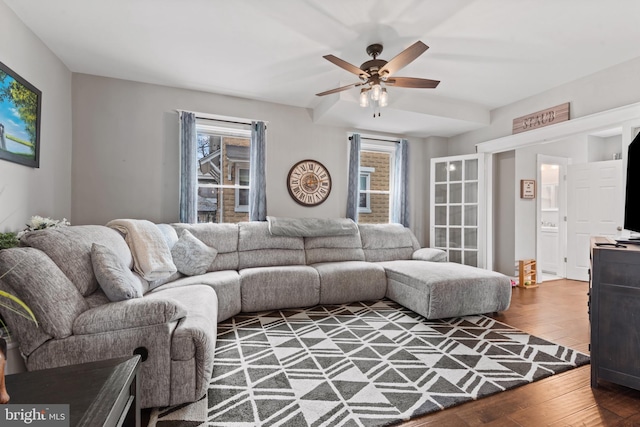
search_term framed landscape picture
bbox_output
[0,60,41,168]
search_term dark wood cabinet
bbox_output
[5,356,141,427]
[590,237,640,391]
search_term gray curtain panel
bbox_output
[346,134,361,221]
[392,139,409,227]
[249,121,267,221]
[179,111,197,223]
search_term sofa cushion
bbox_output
[72,294,187,335]
[171,230,218,276]
[91,243,148,301]
[238,222,305,269]
[313,261,386,304]
[239,266,319,312]
[0,247,88,340]
[412,248,448,262]
[358,223,419,262]
[20,225,132,296]
[304,233,365,264]
[172,223,239,272]
[0,278,52,356]
[150,270,241,323]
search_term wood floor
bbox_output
[401,279,640,427]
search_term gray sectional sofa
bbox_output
[0,218,511,409]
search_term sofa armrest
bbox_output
[412,248,448,262]
[73,298,187,335]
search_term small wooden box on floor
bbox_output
[518,259,538,288]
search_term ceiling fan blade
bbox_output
[315,82,362,96]
[323,55,370,78]
[385,77,440,89]
[378,41,428,77]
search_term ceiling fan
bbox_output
[316,41,440,115]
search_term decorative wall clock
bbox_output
[287,159,332,206]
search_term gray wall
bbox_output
[71,74,434,244]
[493,151,515,275]
[0,1,72,232]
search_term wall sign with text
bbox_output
[512,102,570,134]
[520,179,536,199]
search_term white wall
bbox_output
[0,1,72,232]
[71,74,432,243]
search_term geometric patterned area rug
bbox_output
[149,299,589,427]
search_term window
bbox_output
[358,167,374,213]
[357,141,395,224]
[235,164,249,212]
[196,122,251,223]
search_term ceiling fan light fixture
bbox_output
[379,88,388,107]
[359,88,370,107]
[371,84,382,101]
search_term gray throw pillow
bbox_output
[91,243,147,301]
[171,229,217,276]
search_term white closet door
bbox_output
[430,154,485,268]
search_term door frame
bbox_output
[476,101,640,271]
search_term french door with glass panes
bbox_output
[430,154,485,268]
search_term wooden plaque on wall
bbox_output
[512,102,570,134]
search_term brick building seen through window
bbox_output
[197,131,250,224]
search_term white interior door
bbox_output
[566,160,623,281]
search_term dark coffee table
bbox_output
[5,356,141,427]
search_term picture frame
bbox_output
[0,60,42,168]
[520,179,536,199]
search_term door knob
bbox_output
[617,226,623,231]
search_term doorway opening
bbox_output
[536,155,568,282]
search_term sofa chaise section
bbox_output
[381,260,512,319]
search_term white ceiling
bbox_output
[6,0,640,138]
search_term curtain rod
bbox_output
[196,116,252,127]
[349,135,400,143]
[175,109,263,127]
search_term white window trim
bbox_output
[358,167,374,213]
[234,162,250,212]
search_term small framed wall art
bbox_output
[0,60,42,168]
[520,179,536,199]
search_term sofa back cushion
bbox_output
[171,223,239,272]
[358,223,420,262]
[304,232,365,264]
[0,247,89,344]
[20,225,133,296]
[238,222,305,269]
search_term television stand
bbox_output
[615,239,640,245]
